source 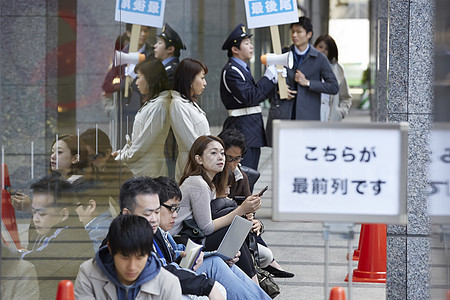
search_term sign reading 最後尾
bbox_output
[244,0,299,29]
[115,0,166,28]
[428,123,450,224]
[272,121,408,224]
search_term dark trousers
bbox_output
[241,147,261,170]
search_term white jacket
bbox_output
[116,90,171,177]
[170,91,210,182]
[322,61,352,121]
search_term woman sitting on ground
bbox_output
[170,135,261,283]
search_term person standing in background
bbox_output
[314,34,352,121]
[170,58,210,183]
[153,23,187,180]
[113,58,171,177]
[220,24,277,170]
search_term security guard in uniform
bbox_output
[154,23,186,89]
[154,23,186,179]
[220,24,277,170]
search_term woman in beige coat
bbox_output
[314,35,352,121]
[170,58,210,182]
[113,58,171,177]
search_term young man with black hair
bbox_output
[21,175,94,299]
[271,16,339,122]
[154,176,273,300]
[118,176,225,300]
[218,129,294,278]
[220,24,278,170]
[153,23,186,89]
[73,180,116,252]
[75,214,181,299]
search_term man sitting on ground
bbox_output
[75,214,181,299]
[154,176,272,300]
[118,176,225,300]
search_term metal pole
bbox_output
[348,237,353,300]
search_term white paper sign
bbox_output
[428,123,450,224]
[244,0,299,29]
[273,121,408,224]
[115,0,166,28]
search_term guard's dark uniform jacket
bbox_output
[220,58,274,148]
[163,57,179,89]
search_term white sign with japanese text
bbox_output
[244,0,299,29]
[272,121,408,224]
[429,123,450,224]
[115,0,166,28]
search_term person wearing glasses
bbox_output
[154,176,272,300]
[113,57,171,177]
[116,176,226,300]
[170,135,262,282]
[218,129,294,278]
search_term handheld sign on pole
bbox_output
[244,0,298,29]
[115,0,166,28]
[272,121,408,224]
[428,123,450,224]
[244,0,298,100]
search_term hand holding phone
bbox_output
[257,186,268,197]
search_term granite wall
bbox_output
[379,0,435,298]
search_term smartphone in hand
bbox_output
[4,185,17,195]
[257,186,268,197]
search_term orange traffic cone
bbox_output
[55,280,74,300]
[329,286,346,300]
[345,224,387,283]
[347,224,366,261]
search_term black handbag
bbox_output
[257,267,281,299]
[178,219,205,245]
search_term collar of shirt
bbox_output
[294,44,310,56]
[162,56,176,66]
[233,166,244,181]
[230,57,250,71]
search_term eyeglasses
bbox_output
[161,203,181,213]
[226,155,242,163]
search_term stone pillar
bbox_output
[0,0,60,186]
[384,0,435,298]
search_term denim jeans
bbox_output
[197,256,271,300]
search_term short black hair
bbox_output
[73,180,111,209]
[290,16,313,40]
[119,177,165,212]
[108,214,154,256]
[30,175,74,207]
[154,176,182,203]
[218,128,248,156]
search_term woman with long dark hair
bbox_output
[314,34,352,121]
[170,135,262,282]
[170,58,211,182]
[113,57,171,177]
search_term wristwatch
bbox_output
[306,81,310,87]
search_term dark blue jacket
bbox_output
[220,58,275,147]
